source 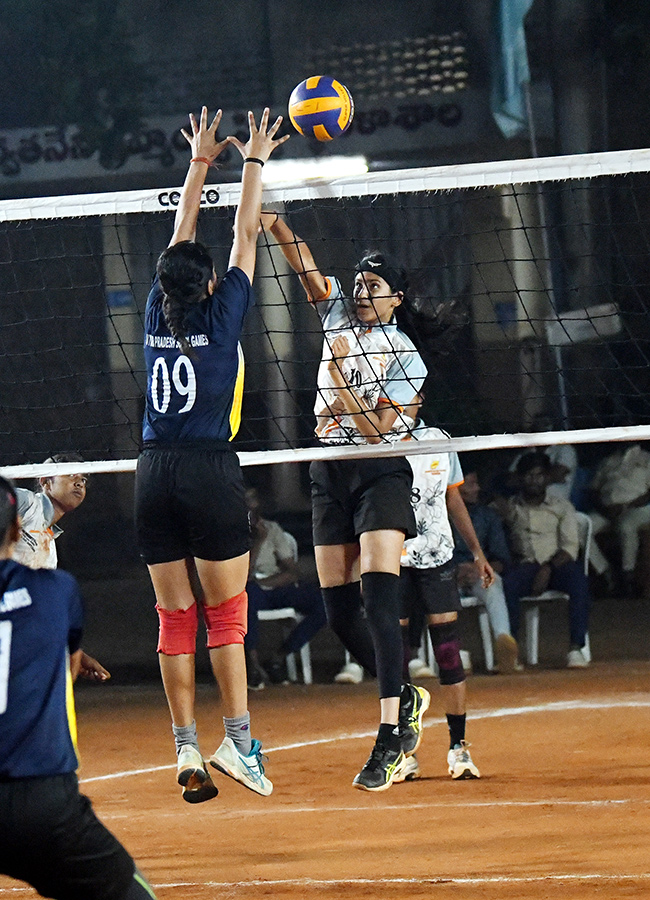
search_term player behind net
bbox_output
[261,213,433,791]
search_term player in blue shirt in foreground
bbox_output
[0,475,157,900]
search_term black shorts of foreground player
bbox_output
[0,476,156,900]
[134,107,288,802]
[261,213,430,791]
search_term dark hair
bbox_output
[42,452,85,465]
[355,250,451,354]
[0,475,17,545]
[37,452,87,492]
[355,252,409,296]
[156,241,214,356]
[515,450,552,477]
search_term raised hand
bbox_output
[180,106,230,163]
[228,108,290,164]
[329,335,351,364]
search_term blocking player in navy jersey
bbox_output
[260,213,431,792]
[0,476,157,900]
[134,106,288,803]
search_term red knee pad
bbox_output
[203,591,247,648]
[156,603,198,655]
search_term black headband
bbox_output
[355,255,407,295]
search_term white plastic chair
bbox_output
[519,511,593,665]
[256,534,313,684]
[458,595,495,671]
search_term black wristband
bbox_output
[244,157,265,166]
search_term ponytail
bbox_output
[156,241,215,355]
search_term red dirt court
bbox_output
[2,661,649,900]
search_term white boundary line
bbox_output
[153,873,650,888]
[99,796,650,822]
[3,873,650,894]
[79,696,650,785]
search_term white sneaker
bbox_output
[177,744,218,803]
[334,661,363,684]
[408,658,435,678]
[447,741,481,780]
[209,737,273,796]
[567,648,589,668]
[393,753,421,783]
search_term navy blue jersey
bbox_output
[0,560,83,779]
[142,266,253,443]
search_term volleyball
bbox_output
[288,76,354,141]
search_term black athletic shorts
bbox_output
[135,441,251,565]
[310,456,416,546]
[0,772,136,900]
[399,559,462,618]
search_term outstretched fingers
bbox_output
[267,114,284,138]
[181,106,223,147]
[208,108,223,135]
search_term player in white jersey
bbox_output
[311,278,425,444]
[398,415,494,780]
[261,213,430,791]
[13,453,109,682]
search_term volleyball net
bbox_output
[2,147,650,481]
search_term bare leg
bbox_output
[208,644,248,719]
[441,681,466,716]
[159,654,196,726]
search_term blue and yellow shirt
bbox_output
[0,559,83,779]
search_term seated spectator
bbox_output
[245,488,326,688]
[452,468,520,673]
[502,452,591,669]
[587,443,650,598]
[508,414,578,503]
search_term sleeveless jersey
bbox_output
[314,278,427,444]
[142,266,253,443]
[0,559,82,778]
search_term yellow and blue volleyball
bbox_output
[288,76,354,141]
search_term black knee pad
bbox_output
[429,621,465,685]
[322,583,362,636]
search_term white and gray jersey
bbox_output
[401,424,464,570]
[313,278,427,444]
[13,488,60,570]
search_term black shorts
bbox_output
[135,442,251,565]
[0,772,135,900]
[310,456,416,546]
[399,560,462,618]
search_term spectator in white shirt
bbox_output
[502,451,591,669]
[588,443,650,598]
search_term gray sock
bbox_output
[172,720,199,756]
[223,713,252,756]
